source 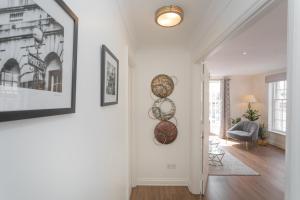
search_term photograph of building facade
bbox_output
[106,61,116,95]
[0,0,64,93]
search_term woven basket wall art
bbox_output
[151,74,174,98]
[151,98,176,121]
[150,74,178,145]
[154,121,178,144]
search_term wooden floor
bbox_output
[130,186,200,200]
[130,144,285,200]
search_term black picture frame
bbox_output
[101,45,119,106]
[0,0,78,122]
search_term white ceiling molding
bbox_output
[115,0,137,53]
[206,0,287,76]
[190,0,277,63]
[188,0,232,52]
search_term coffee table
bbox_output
[209,138,220,149]
[208,147,225,166]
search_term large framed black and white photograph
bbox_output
[101,45,119,106]
[0,0,78,122]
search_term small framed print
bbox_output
[101,45,119,106]
[0,0,78,122]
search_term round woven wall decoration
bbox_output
[151,98,176,121]
[151,74,174,98]
[154,121,178,144]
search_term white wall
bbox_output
[229,75,255,120]
[190,64,205,194]
[251,74,268,125]
[229,74,268,124]
[251,74,286,149]
[228,72,286,149]
[0,0,131,200]
[252,73,286,149]
[133,47,192,186]
[287,0,300,198]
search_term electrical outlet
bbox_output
[167,164,176,169]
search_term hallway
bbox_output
[1,1,298,199]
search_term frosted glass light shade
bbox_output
[155,5,183,27]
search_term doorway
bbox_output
[202,1,287,199]
[209,80,222,136]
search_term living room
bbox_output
[205,1,286,199]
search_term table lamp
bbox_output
[244,95,257,109]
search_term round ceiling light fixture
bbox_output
[242,51,248,56]
[155,5,184,27]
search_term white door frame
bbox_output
[128,53,137,200]
[190,0,282,195]
[195,0,290,198]
[286,0,300,199]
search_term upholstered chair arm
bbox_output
[228,123,240,131]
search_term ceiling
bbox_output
[206,0,287,76]
[117,0,222,49]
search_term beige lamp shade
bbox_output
[244,95,257,103]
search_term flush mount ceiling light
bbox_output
[155,5,184,27]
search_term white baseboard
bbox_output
[136,178,188,186]
[268,132,286,150]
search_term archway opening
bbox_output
[0,58,20,87]
[44,52,62,92]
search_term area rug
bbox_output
[209,151,260,176]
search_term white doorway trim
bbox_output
[286,0,300,199]
[193,0,279,63]
[191,0,288,197]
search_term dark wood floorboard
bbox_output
[130,144,285,200]
[131,186,201,200]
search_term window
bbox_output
[0,71,19,87]
[20,0,29,5]
[268,80,287,134]
[3,0,29,8]
[10,12,24,22]
[0,59,20,87]
[209,80,222,135]
[48,70,62,92]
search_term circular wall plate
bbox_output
[151,74,174,98]
[152,98,176,121]
[154,121,178,144]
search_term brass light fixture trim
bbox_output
[155,5,184,27]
